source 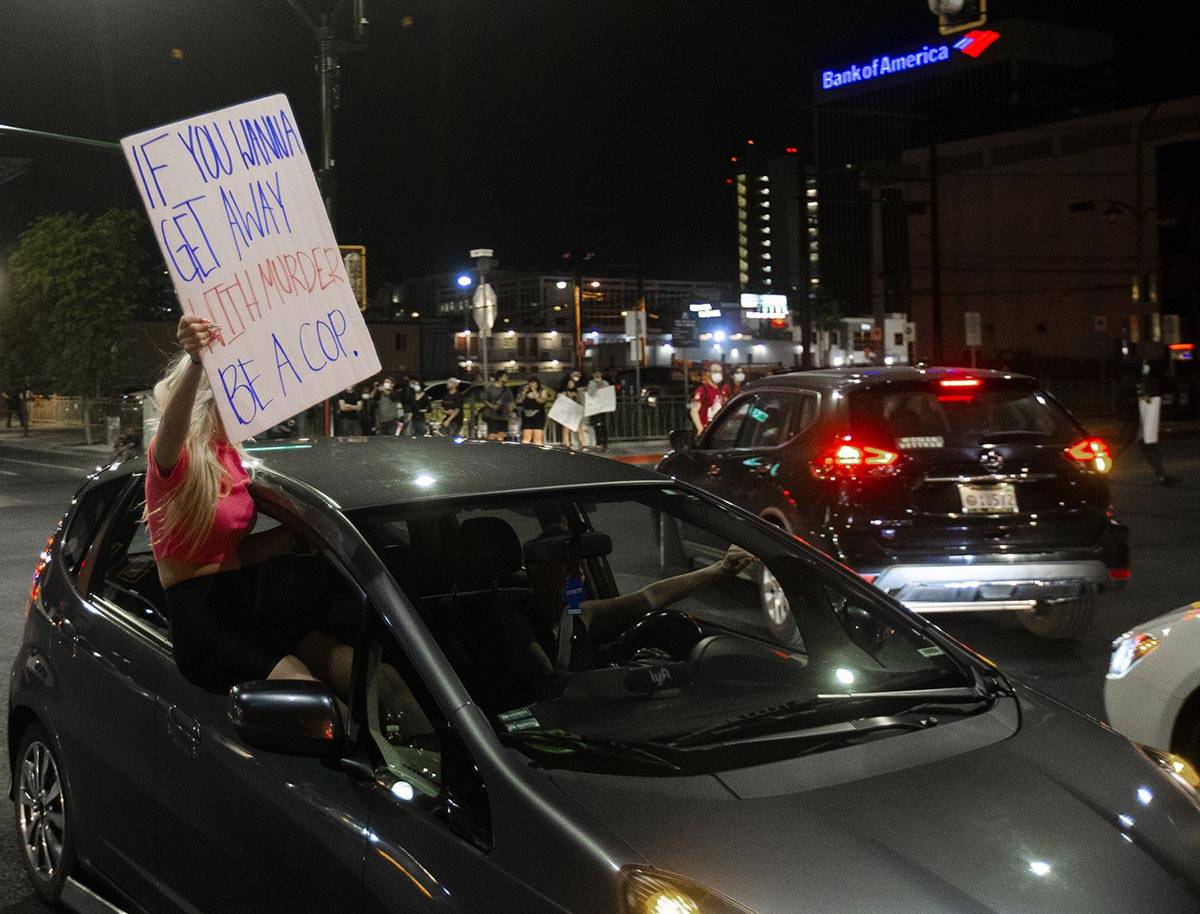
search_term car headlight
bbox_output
[622,867,755,914]
[1107,632,1160,679]
[1138,744,1200,794]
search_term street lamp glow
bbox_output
[456,273,473,288]
[555,280,568,290]
[589,280,601,288]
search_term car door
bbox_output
[355,612,563,913]
[152,540,371,914]
[680,394,756,502]
[720,389,821,526]
[54,478,171,910]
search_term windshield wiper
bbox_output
[499,730,681,772]
[670,686,991,748]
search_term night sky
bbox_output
[2,1,1196,289]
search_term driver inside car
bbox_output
[499,531,756,693]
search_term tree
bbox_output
[1,210,151,442]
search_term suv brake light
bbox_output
[939,377,981,388]
[813,436,901,480]
[1065,436,1112,473]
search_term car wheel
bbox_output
[1017,596,1096,640]
[13,723,76,905]
[760,565,800,642]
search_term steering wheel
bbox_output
[596,610,704,665]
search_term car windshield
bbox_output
[352,485,979,774]
[850,383,1078,449]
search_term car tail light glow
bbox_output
[939,377,982,388]
[1108,567,1131,581]
[1065,436,1112,473]
[813,436,901,480]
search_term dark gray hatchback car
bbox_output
[9,438,1200,914]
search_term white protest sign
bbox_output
[583,385,616,417]
[121,94,380,442]
[548,394,584,432]
[1139,395,1161,445]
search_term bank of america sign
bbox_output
[818,30,1000,92]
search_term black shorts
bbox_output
[485,417,509,435]
[163,556,328,692]
[521,416,545,431]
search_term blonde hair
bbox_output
[144,353,250,555]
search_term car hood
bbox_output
[550,689,1200,914]
[1115,599,1200,642]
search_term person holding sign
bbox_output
[145,315,425,726]
[586,368,613,452]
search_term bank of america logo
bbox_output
[954,30,1000,58]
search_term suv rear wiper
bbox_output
[498,730,681,772]
[670,686,991,748]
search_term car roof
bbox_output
[746,366,1036,392]
[239,437,665,511]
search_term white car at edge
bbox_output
[1106,600,1200,763]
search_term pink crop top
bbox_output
[145,438,256,565]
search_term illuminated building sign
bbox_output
[740,293,788,320]
[690,301,722,319]
[819,29,999,92]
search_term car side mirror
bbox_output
[669,429,694,452]
[229,680,346,758]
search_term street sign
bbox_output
[624,310,647,339]
[673,317,697,346]
[472,283,497,335]
[339,244,366,311]
[964,311,982,348]
[469,248,493,259]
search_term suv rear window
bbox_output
[849,383,1078,448]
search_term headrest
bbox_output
[523,531,612,566]
[456,517,523,584]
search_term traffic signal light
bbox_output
[928,0,986,35]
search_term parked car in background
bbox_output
[9,439,1200,913]
[658,367,1130,640]
[1106,600,1200,764]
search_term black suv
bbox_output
[658,367,1129,639]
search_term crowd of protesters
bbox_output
[322,368,619,450]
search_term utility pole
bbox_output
[278,0,367,433]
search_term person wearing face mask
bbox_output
[409,378,432,437]
[376,377,400,435]
[730,367,747,397]
[689,362,732,435]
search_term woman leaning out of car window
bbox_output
[145,314,426,727]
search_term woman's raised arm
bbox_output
[154,314,214,475]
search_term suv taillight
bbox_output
[812,436,901,480]
[1065,436,1112,473]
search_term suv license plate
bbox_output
[958,483,1018,514]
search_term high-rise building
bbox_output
[732,151,801,296]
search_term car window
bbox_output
[704,396,753,449]
[736,392,796,449]
[363,626,442,797]
[790,391,821,437]
[851,384,1074,448]
[350,487,973,776]
[61,478,128,584]
[90,486,170,639]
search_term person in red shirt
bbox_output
[689,362,732,434]
[146,315,426,731]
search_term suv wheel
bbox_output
[1018,596,1096,640]
[13,723,76,904]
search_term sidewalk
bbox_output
[0,424,113,457]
